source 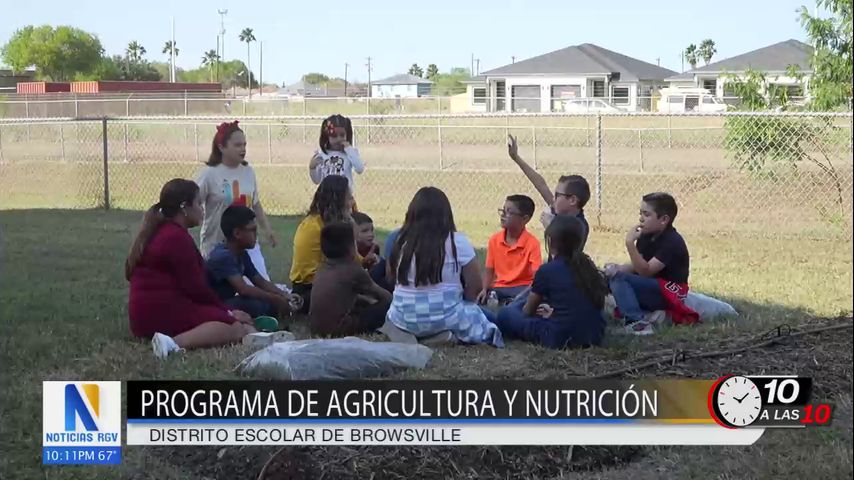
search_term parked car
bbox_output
[561,98,623,113]
[657,88,728,113]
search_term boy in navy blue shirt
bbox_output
[206,206,296,319]
[605,192,697,336]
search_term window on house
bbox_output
[668,95,683,104]
[496,81,506,111]
[702,79,717,93]
[511,85,541,112]
[722,82,739,104]
[785,85,804,98]
[473,88,487,105]
[592,81,605,97]
[613,87,630,105]
[550,84,581,111]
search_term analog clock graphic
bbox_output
[709,375,763,428]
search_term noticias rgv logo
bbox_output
[44,382,119,444]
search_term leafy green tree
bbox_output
[302,72,330,85]
[723,68,846,225]
[799,0,853,110]
[181,59,253,88]
[1,25,103,81]
[430,67,469,95]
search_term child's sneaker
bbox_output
[624,321,655,336]
[152,332,182,359]
[242,331,296,347]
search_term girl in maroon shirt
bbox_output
[126,179,256,358]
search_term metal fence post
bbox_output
[74,95,79,118]
[667,115,672,149]
[437,116,444,170]
[59,124,66,162]
[0,124,4,164]
[366,98,372,144]
[267,123,273,164]
[638,129,644,173]
[125,98,130,116]
[531,126,538,169]
[595,114,602,227]
[184,92,189,116]
[193,123,200,163]
[124,123,129,162]
[585,115,590,147]
[102,118,111,210]
[302,100,307,144]
[242,98,247,116]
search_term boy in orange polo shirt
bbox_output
[478,195,542,305]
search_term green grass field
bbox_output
[1,208,851,479]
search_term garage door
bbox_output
[511,85,540,113]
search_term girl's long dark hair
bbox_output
[545,215,607,310]
[207,120,248,166]
[319,114,353,154]
[125,179,199,280]
[391,187,458,287]
[308,175,351,225]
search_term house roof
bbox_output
[372,74,433,85]
[666,39,814,81]
[478,43,676,82]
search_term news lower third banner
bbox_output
[124,378,825,446]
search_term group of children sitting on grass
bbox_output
[125,115,697,359]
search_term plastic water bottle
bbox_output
[487,291,499,309]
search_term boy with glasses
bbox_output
[507,135,591,250]
[478,195,542,305]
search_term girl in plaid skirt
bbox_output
[386,187,504,347]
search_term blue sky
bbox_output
[2,0,816,84]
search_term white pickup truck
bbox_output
[657,88,728,113]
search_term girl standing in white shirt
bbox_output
[309,114,365,193]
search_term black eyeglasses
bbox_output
[554,191,576,200]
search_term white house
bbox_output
[371,74,433,98]
[461,43,676,113]
[665,39,813,102]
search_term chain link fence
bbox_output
[1,112,851,246]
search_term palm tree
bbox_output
[699,39,717,66]
[683,44,698,70]
[426,64,439,80]
[408,63,424,78]
[238,28,256,95]
[202,50,220,82]
[126,41,146,63]
[162,41,179,58]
